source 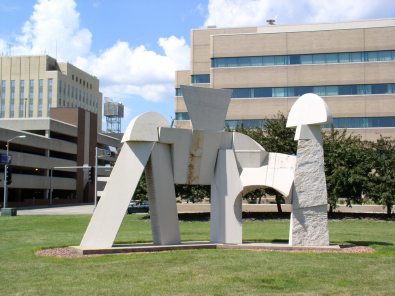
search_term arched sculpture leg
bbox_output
[80,141,155,249]
[210,149,243,244]
[289,125,329,246]
[145,143,180,245]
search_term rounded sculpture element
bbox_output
[121,112,169,143]
[286,93,333,127]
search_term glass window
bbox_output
[10,80,15,117]
[371,84,388,94]
[175,112,190,120]
[48,79,53,111]
[232,88,251,98]
[326,86,338,96]
[338,53,350,63]
[330,117,395,128]
[300,54,313,64]
[339,85,358,95]
[274,55,286,65]
[351,52,363,62]
[191,74,210,83]
[249,56,263,66]
[326,53,338,64]
[262,56,274,66]
[272,87,287,97]
[289,55,301,65]
[211,50,395,68]
[364,84,372,95]
[313,86,326,96]
[366,51,378,62]
[38,79,43,116]
[253,88,272,98]
[377,51,392,61]
[295,86,313,96]
[313,54,325,64]
[19,80,25,117]
[29,80,34,117]
[236,57,247,66]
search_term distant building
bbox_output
[0,108,120,207]
[175,19,395,140]
[0,55,103,130]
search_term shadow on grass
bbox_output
[346,241,393,246]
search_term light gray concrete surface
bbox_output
[18,204,95,215]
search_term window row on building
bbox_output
[71,74,93,90]
[231,83,395,98]
[176,83,395,98]
[0,78,53,118]
[175,113,395,130]
[211,50,395,68]
[58,80,99,110]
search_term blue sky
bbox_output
[0,0,395,131]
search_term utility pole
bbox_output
[2,135,26,216]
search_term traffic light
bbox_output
[88,166,95,184]
[5,166,12,185]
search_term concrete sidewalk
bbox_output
[18,204,95,215]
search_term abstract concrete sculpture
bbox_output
[80,87,331,250]
[287,93,332,246]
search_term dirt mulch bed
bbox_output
[36,245,375,258]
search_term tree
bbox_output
[364,136,395,217]
[132,174,148,201]
[238,113,297,155]
[175,184,210,203]
[323,128,371,210]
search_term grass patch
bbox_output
[0,215,394,295]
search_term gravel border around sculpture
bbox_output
[36,245,375,258]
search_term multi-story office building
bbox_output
[0,55,103,129]
[175,19,395,140]
[0,108,120,207]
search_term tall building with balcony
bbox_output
[175,19,395,140]
[0,55,103,129]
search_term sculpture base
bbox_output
[72,242,341,255]
[1,208,17,216]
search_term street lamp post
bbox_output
[2,135,26,216]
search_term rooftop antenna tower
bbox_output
[104,97,124,133]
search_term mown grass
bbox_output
[0,215,394,295]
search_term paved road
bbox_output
[18,204,95,215]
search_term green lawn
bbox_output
[1,215,394,295]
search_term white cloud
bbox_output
[204,0,395,27]
[0,0,190,104]
[75,36,189,102]
[14,0,91,61]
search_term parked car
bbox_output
[127,201,149,214]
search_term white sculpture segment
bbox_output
[145,143,180,245]
[80,141,155,248]
[80,87,332,250]
[211,149,243,244]
[287,93,332,246]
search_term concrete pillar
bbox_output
[145,143,180,245]
[210,149,243,244]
